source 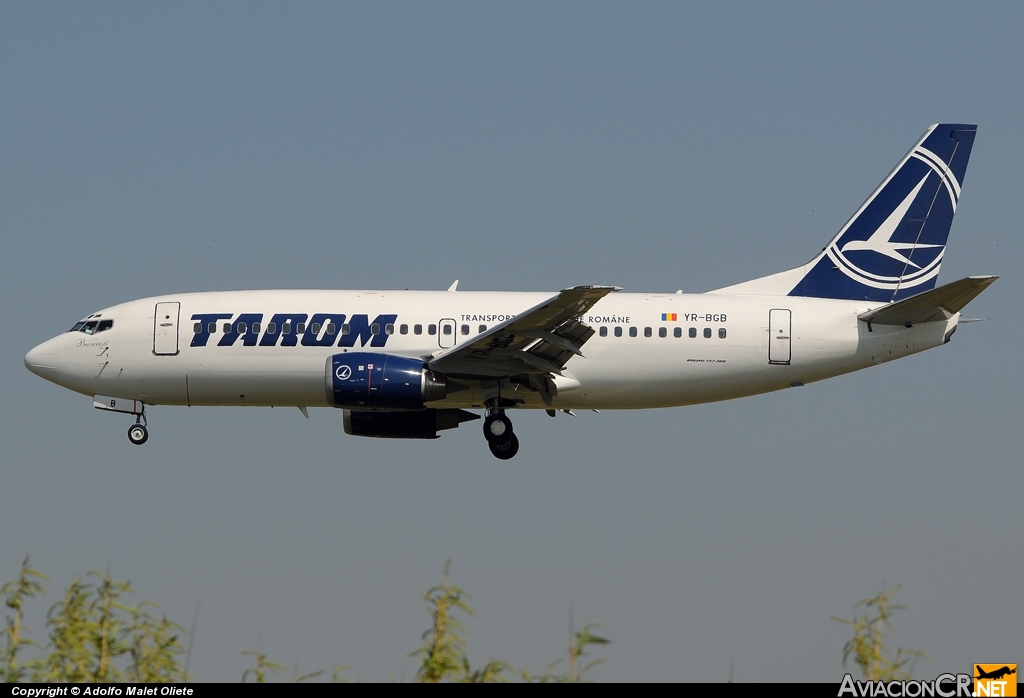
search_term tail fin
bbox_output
[710,124,977,301]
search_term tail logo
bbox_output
[824,145,961,292]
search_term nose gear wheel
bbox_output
[126,404,149,445]
[128,424,149,445]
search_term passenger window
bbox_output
[252,322,261,334]
[414,324,423,335]
[194,322,202,334]
[674,327,682,338]
[428,324,436,335]
[296,323,305,334]
[688,327,696,338]
[442,325,452,336]
[371,323,380,335]
[461,324,469,335]
[97,320,113,333]
[341,324,350,335]
[479,324,487,333]
[719,328,727,339]
[267,322,277,334]
[326,323,336,335]
[629,327,638,338]
[704,327,712,339]
[222,323,231,333]
[311,322,322,334]
[208,322,217,334]
[599,326,608,337]
[400,324,409,335]
[237,322,247,334]
[644,327,652,338]
[282,323,292,334]
[658,327,666,338]
[385,323,395,335]
[614,326,623,337]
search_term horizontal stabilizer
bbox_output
[858,275,998,326]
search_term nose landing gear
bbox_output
[483,407,519,460]
[128,423,149,445]
[92,395,151,446]
[127,408,149,445]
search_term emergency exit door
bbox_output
[153,302,181,355]
[438,318,457,348]
[768,308,791,365]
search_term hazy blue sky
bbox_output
[2,1,1020,682]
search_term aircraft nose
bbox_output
[24,336,60,380]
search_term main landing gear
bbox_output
[483,406,519,460]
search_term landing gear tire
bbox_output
[483,414,513,443]
[128,424,149,445]
[488,433,519,460]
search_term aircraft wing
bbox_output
[428,285,620,378]
[858,275,998,326]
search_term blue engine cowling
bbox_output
[325,352,447,410]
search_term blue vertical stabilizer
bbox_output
[786,124,976,302]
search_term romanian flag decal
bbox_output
[661,313,678,321]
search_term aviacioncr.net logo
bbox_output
[838,673,973,697]
[975,664,1017,697]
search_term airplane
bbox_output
[24,123,996,459]
[975,666,1016,681]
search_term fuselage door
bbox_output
[768,308,791,365]
[153,302,181,356]
[438,318,457,349]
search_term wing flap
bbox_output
[428,285,619,377]
[858,275,998,326]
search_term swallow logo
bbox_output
[840,175,940,267]
[825,145,961,292]
[335,365,352,380]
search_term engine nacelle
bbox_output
[325,352,446,410]
[343,408,479,439]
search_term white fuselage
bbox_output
[25,289,957,411]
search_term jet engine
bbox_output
[343,408,479,439]
[325,352,447,410]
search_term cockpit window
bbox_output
[70,319,114,333]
